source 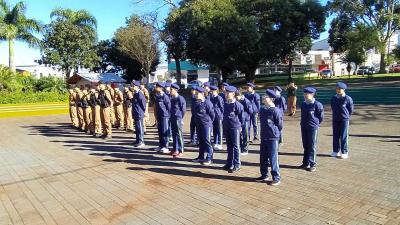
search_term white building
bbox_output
[167,60,210,84]
[16,63,64,79]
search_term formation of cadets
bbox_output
[68,80,354,186]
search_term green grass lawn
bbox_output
[0,102,68,119]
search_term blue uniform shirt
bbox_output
[190,95,197,111]
[223,100,244,129]
[210,94,224,120]
[244,92,261,114]
[219,92,225,102]
[194,99,215,127]
[300,99,324,129]
[170,94,186,119]
[132,90,147,119]
[331,94,354,122]
[274,95,287,115]
[238,97,253,121]
[155,93,171,118]
[259,106,282,140]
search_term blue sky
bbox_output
[0,0,330,66]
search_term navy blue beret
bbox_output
[246,82,255,88]
[203,82,210,87]
[210,85,218,91]
[225,85,237,93]
[275,86,283,92]
[265,89,277,98]
[171,83,180,90]
[132,81,141,87]
[164,82,171,88]
[303,87,316,94]
[336,82,347,90]
[194,86,205,93]
[156,82,165,88]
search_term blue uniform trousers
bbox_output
[249,113,258,139]
[190,115,197,143]
[241,121,249,152]
[213,119,223,145]
[157,117,169,148]
[260,140,280,181]
[134,118,144,145]
[168,119,172,139]
[226,128,241,168]
[197,125,213,161]
[171,118,184,152]
[332,120,349,154]
[301,127,319,167]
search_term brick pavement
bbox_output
[0,104,399,225]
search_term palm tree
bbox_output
[0,0,42,72]
[50,8,97,36]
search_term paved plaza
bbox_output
[0,104,399,225]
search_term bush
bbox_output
[0,65,67,93]
[0,91,68,104]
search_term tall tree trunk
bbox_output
[245,68,256,83]
[379,52,387,74]
[288,59,293,84]
[175,58,182,85]
[331,51,335,76]
[9,39,15,72]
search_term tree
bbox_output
[329,0,400,73]
[331,22,379,77]
[115,15,160,84]
[0,0,42,72]
[163,7,188,85]
[263,0,326,82]
[95,39,159,83]
[41,8,99,79]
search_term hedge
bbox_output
[0,91,68,104]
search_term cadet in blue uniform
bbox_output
[188,87,198,146]
[164,82,173,142]
[218,82,229,101]
[203,82,211,101]
[256,89,282,186]
[192,86,215,165]
[236,90,253,155]
[154,82,171,153]
[244,83,260,141]
[300,87,324,172]
[222,86,244,173]
[170,83,187,158]
[131,81,147,147]
[274,86,287,145]
[331,82,354,159]
[210,85,224,151]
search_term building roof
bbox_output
[67,72,126,84]
[311,38,330,51]
[168,60,209,71]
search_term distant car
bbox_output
[389,65,400,73]
[357,66,375,75]
[187,80,203,89]
[320,69,333,78]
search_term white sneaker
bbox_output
[135,143,145,148]
[161,148,171,154]
[214,144,223,150]
[241,151,249,156]
[331,152,341,157]
[340,153,348,159]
